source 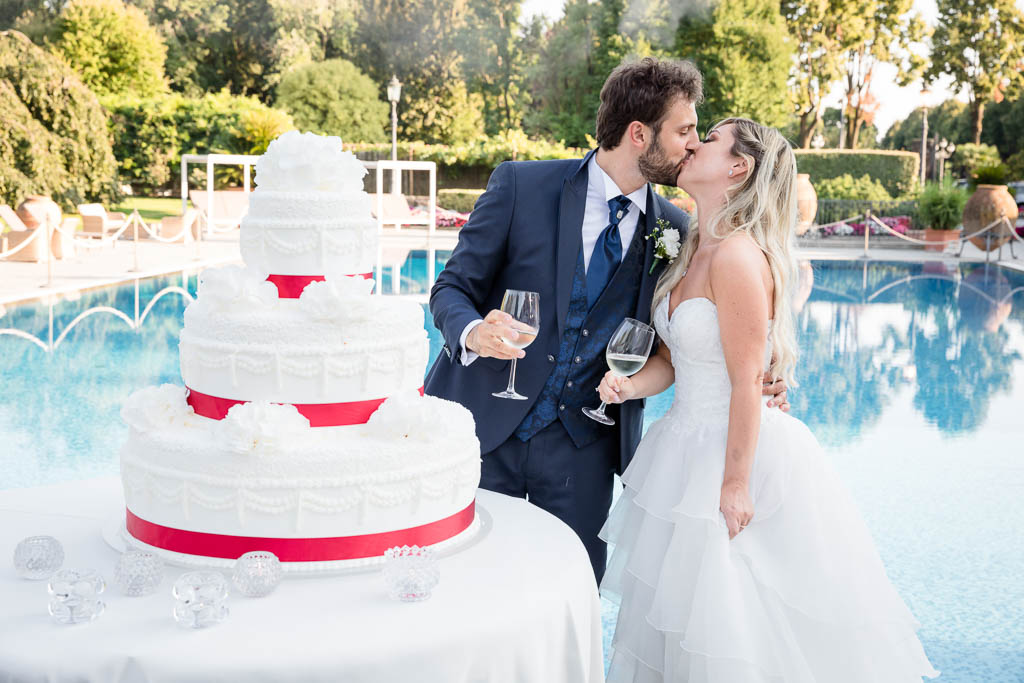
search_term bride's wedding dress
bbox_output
[600,296,939,682]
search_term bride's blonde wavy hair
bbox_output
[654,117,800,385]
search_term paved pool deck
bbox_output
[1,228,1021,307]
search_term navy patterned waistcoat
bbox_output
[514,211,647,448]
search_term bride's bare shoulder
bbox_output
[708,233,774,304]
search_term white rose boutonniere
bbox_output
[646,218,681,275]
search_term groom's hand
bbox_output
[762,373,789,412]
[465,310,526,361]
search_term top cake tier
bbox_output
[239,131,377,277]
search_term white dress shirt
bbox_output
[459,154,648,365]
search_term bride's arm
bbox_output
[711,237,773,539]
[597,340,675,403]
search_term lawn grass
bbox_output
[111,196,183,222]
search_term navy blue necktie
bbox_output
[587,195,630,309]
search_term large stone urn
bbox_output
[795,174,817,236]
[964,185,1019,251]
[16,195,62,231]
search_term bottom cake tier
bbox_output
[118,386,482,572]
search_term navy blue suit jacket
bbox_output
[424,152,690,474]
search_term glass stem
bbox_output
[595,401,608,416]
[505,357,518,394]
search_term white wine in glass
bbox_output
[583,318,655,425]
[492,289,541,400]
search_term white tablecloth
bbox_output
[0,479,604,683]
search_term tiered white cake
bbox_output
[119,131,481,571]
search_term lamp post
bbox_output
[920,88,930,186]
[935,138,956,184]
[387,75,402,163]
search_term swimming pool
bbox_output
[1,258,1022,681]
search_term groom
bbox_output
[425,58,701,582]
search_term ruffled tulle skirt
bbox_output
[599,407,940,683]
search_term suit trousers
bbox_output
[480,419,617,584]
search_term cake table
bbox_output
[0,478,604,683]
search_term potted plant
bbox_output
[918,180,968,252]
[963,164,1019,251]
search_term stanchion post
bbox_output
[863,209,871,258]
[45,213,54,288]
[131,211,140,272]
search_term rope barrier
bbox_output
[865,213,1010,246]
[0,222,46,259]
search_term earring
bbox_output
[728,169,734,177]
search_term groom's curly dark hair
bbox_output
[596,57,704,151]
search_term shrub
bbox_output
[276,59,388,143]
[813,174,893,201]
[50,0,166,97]
[918,181,968,231]
[0,30,119,210]
[793,149,918,198]
[1007,150,1024,181]
[437,189,484,213]
[970,164,1009,188]
[951,143,1001,180]
[103,91,295,194]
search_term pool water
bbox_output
[2,258,1023,681]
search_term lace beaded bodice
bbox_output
[653,296,773,424]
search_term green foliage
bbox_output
[674,0,792,129]
[1006,150,1024,181]
[0,30,119,210]
[51,0,167,97]
[437,189,484,212]
[882,100,971,150]
[794,149,918,198]
[276,59,387,142]
[951,143,1001,179]
[103,91,295,193]
[980,96,1024,162]
[917,180,968,231]
[926,0,1024,144]
[813,174,892,200]
[970,164,1009,188]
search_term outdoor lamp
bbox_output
[388,75,402,165]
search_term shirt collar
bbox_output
[589,153,648,216]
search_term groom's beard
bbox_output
[638,135,685,186]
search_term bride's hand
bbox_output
[720,479,754,539]
[598,371,637,404]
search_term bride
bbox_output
[596,118,940,682]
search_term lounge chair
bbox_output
[369,193,415,228]
[0,204,47,262]
[78,203,128,239]
[188,190,250,233]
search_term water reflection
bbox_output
[791,260,1024,441]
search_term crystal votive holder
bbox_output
[232,551,283,598]
[383,546,439,602]
[172,571,229,629]
[114,550,164,597]
[13,535,64,580]
[47,568,106,624]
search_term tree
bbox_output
[882,99,971,150]
[675,0,792,129]
[783,0,850,148]
[837,0,927,149]
[51,0,167,96]
[926,0,1024,144]
[460,0,530,135]
[0,30,119,209]
[276,59,388,142]
[980,96,1024,162]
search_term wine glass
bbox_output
[582,317,655,425]
[491,289,540,401]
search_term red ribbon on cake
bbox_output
[266,272,373,298]
[126,501,475,562]
[185,386,424,427]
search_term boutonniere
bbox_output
[645,218,681,274]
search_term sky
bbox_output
[519,0,997,139]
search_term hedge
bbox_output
[103,91,294,194]
[794,149,919,199]
[813,174,893,201]
[0,30,119,211]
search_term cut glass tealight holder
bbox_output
[172,571,229,629]
[383,545,439,602]
[47,568,106,624]
[114,550,164,596]
[232,551,283,598]
[13,535,64,580]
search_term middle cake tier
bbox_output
[180,277,428,406]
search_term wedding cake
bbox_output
[119,131,481,571]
